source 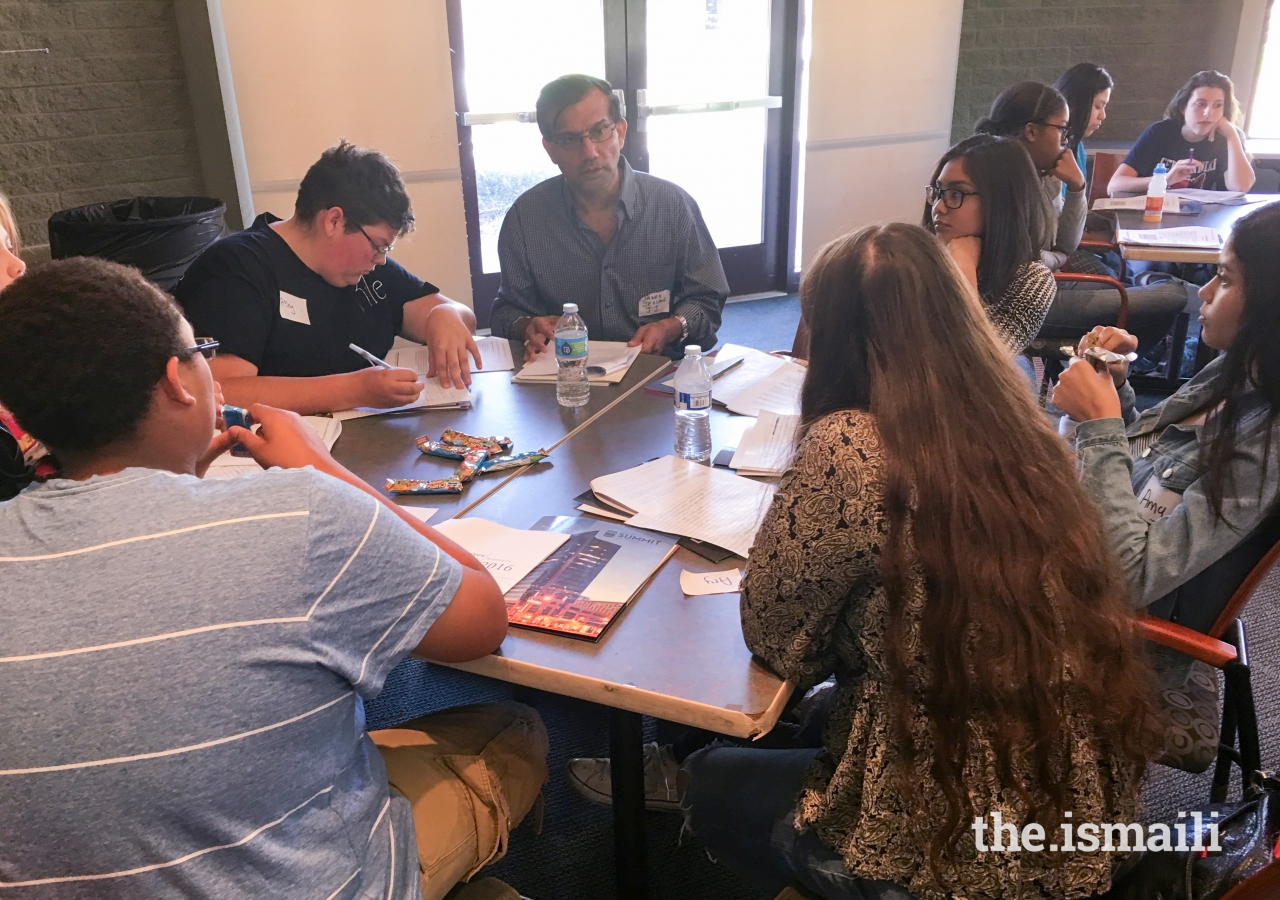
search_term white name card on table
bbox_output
[432,517,570,593]
[591,456,776,559]
[1116,226,1223,250]
[386,336,514,373]
[680,568,742,595]
[1092,195,1182,213]
[512,341,641,385]
[204,416,342,478]
[332,377,473,421]
[730,411,800,477]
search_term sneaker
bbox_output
[566,742,681,811]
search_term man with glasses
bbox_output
[489,75,729,359]
[175,141,480,414]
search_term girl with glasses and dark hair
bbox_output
[682,223,1160,900]
[923,134,1056,353]
[1109,70,1255,196]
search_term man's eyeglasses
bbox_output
[179,339,219,361]
[358,225,395,259]
[548,120,619,150]
[1036,121,1070,145]
[926,184,979,210]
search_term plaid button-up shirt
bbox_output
[489,159,729,355]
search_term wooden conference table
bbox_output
[334,347,794,900]
[1113,193,1276,263]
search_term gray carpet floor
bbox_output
[365,294,1278,899]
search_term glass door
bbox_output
[448,0,802,325]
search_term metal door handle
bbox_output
[634,88,781,131]
[460,90,627,128]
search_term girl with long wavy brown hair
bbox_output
[682,222,1160,900]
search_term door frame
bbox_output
[446,0,805,326]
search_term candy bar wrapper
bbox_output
[453,448,489,483]
[385,478,463,495]
[440,428,513,456]
[477,450,549,474]
[415,437,467,459]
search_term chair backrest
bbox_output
[1089,151,1125,203]
[1219,860,1280,900]
[1147,508,1280,637]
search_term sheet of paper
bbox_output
[332,377,473,421]
[204,416,341,478]
[1168,188,1248,205]
[730,411,799,476]
[576,503,630,522]
[724,360,805,417]
[1117,226,1222,249]
[680,568,742,596]
[1092,195,1182,213]
[591,456,777,558]
[432,517,571,593]
[512,341,641,384]
[385,336,514,374]
[398,506,437,524]
[709,343,787,406]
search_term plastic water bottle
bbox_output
[1144,161,1168,223]
[673,345,712,463]
[555,303,589,408]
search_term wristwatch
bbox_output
[673,313,690,344]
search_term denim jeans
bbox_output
[682,745,918,900]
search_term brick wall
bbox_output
[952,0,1225,146]
[0,1,204,259]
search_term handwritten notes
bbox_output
[680,568,742,595]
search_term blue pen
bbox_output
[349,343,391,369]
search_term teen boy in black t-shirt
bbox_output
[175,142,480,415]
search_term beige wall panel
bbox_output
[800,139,950,267]
[806,0,963,143]
[395,180,474,306]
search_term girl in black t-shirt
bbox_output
[1109,70,1255,195]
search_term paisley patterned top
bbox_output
[741,409,1140,900]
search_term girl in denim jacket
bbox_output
[1054,201,1280,626]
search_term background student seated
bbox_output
[0,258,546,900]
[488,74,729,360]
[682,223,1160,900]
[1108,70,1256,196]
[175,141,481,415]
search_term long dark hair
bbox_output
[1201,202,1280,520]
[975,80,1067,137]
[1166,70,1240,126]
[1053,63,1113,152]
[800,223,1159,872]
[923,134,1049,302]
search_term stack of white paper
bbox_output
[1168,188,1248,205]
[386,336,514,374]
[204,416,342,478]
[512,341,641,385]
[709,344,787,407]
[724,362,805,417]
[590,456,777,558]
[332,377,473,421]
[1117,226,1223,249]
[730,411,800,476]
[1092,195,1183,213]
[432,517,571,593]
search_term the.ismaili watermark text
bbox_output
[972,811,1221,853]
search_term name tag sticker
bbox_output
[1137,474,1184,524]
[279,291,310,325]
[638,289,671,317]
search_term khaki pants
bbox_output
[371,701,548,900]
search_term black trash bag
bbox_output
[47,196,227,291]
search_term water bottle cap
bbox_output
[562,303,579,313]
[684,344,702,356]
[1153,162,1167,174]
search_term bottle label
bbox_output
[1144,195,1164,218]
[555,336,587,360]
[676,391,710,410]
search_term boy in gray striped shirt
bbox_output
[0,259,546,900]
